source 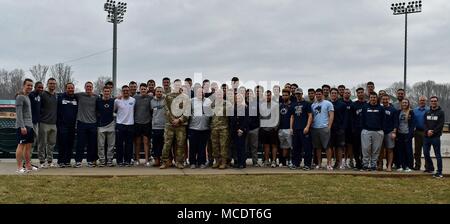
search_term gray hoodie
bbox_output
[151,96,166,130]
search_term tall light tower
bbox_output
[104,0,127,95]
[390,1,422,91]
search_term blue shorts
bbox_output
[16,127,34,144]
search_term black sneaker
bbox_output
[58,163,65,168]
[303,166,310,171]
[424,170,434,174]
[433,173,443,179]
[74,162,82,168]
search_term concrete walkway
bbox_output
[0,158,448,176]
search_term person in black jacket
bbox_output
[56,83,78,167]
[423,96,445,178]
[230,94,249,169]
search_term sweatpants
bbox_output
[98,121,116,163]
[361,129,384,169]
[75,121,97,163]
[245,128,259,165]
[38,122,57,163]
[188,129,209,166]
[57,125,76,164]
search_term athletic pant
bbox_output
[396,133,413,169]
[98,121,116,163]
[38,122,57,163]
[188,129,209,166]
[116,124,134,164]
[57,125,75,164]
[352,128,363,169]
[75,121,97,163]
[292,130,312,167]
[232,133,247,167]
[361,129,383,169]
[245,128,259,164]
[152,129,164,159]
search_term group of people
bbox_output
[14,77,445,178]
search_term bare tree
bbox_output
[0,68,25,99]
[93,76,112,95]
[50,63,75,93]
[29,64,49,83]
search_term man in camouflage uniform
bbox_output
[160,79,190,169]
[210,90,230,169]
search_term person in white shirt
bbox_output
[114,85,136,167]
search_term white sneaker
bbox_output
[145,162,151,167]
[40,163,48,169]
[315,165,321,170]
[404,168,412,172]
[16,168,27,174]
[339,165,345,170]
[271,161,276,168]
[48,163,56,168]
[397,168,404,172]
[327,165,334,171]
[26,166,39,172]
[134,161,140,166]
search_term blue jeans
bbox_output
[423,136,443,174]
[292,130,312,167]
[75,121,97,163]
[116,124,134,164]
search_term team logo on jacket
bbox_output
[104,104,110,108]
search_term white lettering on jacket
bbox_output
[427,115,438,121]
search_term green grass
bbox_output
[1,175,449,204]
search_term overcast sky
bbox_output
[1,0,449,90]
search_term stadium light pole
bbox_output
[104,0,127,95]
[390,1,422,91]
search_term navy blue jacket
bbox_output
[397,110,416,139]
[340,99,353,131]
[96,98,115,127]
[28,91,41,124]
[382,104,399,134]
[248,96,260,130]
[361,103,385,131]
[331,99,347,130]
[351,100,366,130]
[57,93,78,127]
[230,105,250,135]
